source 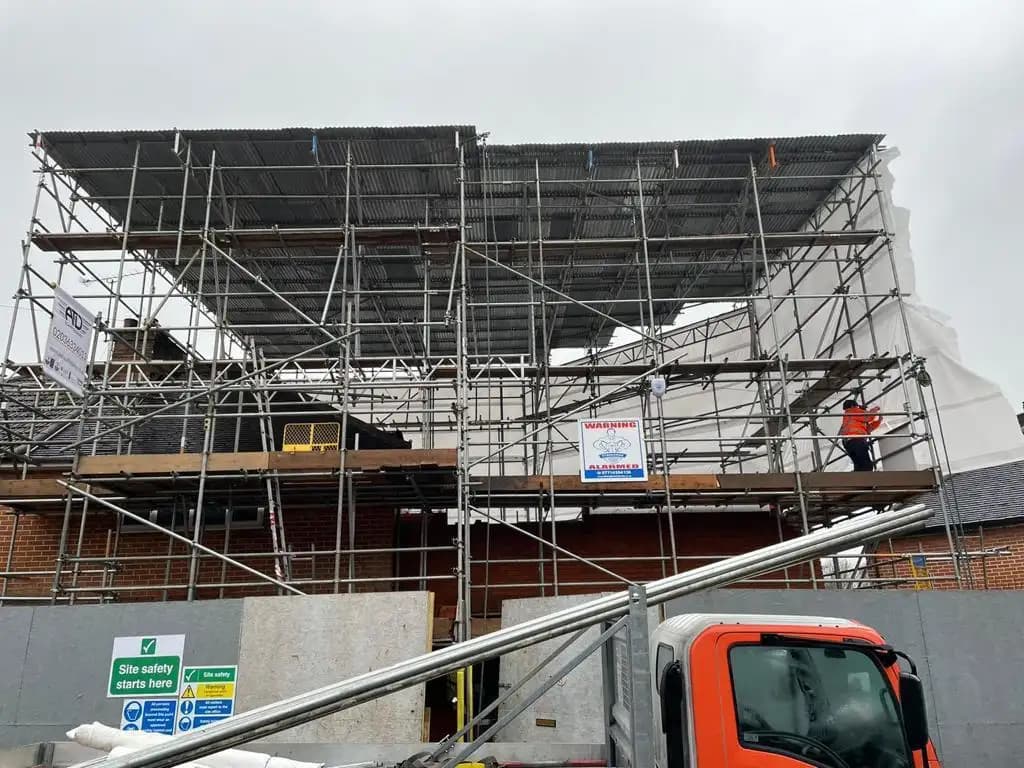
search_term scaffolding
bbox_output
[0,127,990,627]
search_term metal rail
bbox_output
[78,504,931,768]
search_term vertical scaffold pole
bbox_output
[749,159,815,587]
[636,157,678,574]
[534,159,559,594]
[334,144,353,594]
[51,315,103,604]
[186,150,217,601]
[455,137,472,642]
[0,511,20,605]
[347,435,359,593]
[68,142,141,605]
[420,187,434,593]
[2,146,45,475]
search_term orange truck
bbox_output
[650,614,941,768]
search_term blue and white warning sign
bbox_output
[578,417,648,483]
[120,698,176,735]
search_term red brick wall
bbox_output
[0,505,823,610]
[7,504,1021,611]
[2,504,803,608]
[883,523,1024,590]
[396,511,813,616]
[0,506,396,602]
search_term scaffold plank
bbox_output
[268,449,456,472]
[476,474,721,494]
[0,464,934,523]
[0,478,113,499]
[472,470,935,514]
[76,452,270,476]
[75,449,458,477]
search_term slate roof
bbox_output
[1,385,408,465]
[914,459,1024,531]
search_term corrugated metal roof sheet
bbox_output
[35,126,883,357]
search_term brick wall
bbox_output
[0,505,396,602]
[883,522,1024,589]
[396,510,814,617]
[2,504,804,608]
[6,503,1023,611]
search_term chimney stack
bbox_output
[111,317,149,362]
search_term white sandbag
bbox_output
[107,746,219,768]
[67,721,324,768]
[67,722,166,751]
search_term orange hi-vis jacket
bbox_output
[840,406,882,437]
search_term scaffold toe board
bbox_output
[472,470,935,512]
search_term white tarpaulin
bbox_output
[751,148,1024,475]
[543,149,1024,479]
[42,286,93,397]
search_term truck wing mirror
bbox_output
[660,660,687,768]
[899,671,929,751]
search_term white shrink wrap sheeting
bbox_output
[67,722,324,768]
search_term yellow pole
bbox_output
[455,669,466,740]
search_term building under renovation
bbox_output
[2,125,1015,633]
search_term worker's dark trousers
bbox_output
[842,438,875,471]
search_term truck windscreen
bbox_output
[728,643,912,768]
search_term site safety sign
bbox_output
[577,417,648,483]
[42,286,94,397]
[178,666,237,732]
[108,635,185,697]
[120,698,176,735]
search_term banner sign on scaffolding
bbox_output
[577,417,648,483]
[42,286,94,397]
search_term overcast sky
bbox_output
[1,0,1021,406]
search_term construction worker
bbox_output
[839,399,882,471]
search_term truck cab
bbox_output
[651,614,941,768]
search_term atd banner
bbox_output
[42,286,94,397]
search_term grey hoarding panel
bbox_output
[2,600,243,747]
[0,609,33,726]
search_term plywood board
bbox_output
[236,592,432,743]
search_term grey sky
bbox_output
[1,0,1021,405]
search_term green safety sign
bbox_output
[177,665,238,733]
[181,666,237,684]
[107,635,185,697]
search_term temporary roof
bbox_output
[37,127,882,358]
